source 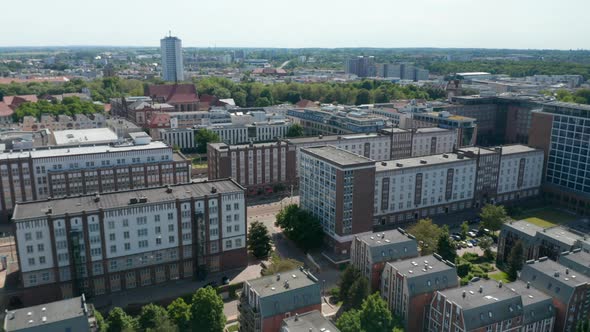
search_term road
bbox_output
[278,60,291,69]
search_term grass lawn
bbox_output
[226,323,239,332]
[511,207,577,228]
[489,271,511,283]
[261,252,303,276]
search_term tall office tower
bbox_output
[345,56,375,78]
[160,34,184,82]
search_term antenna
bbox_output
[169,30,172,38]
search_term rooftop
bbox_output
[281,310,339,332]
[521,258,590,291]
[12,179,243,220]
[506,280,554,325]
[209,141,286,151]
[376,153,472,172]
[559,250,590,277]
[247,268,318,298]
[0,141,170,161]
[52,128,118,146]
[414,127,452,134]
[537,226,582,247]
[301,145,374,167]
[386,254,459,297]
[500,145,541,155]
[388,254,456,279]
[4,296,89,331]
[285,132,387,145]
[357,229,416,248]
[502,220,545,238]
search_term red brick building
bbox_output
[146,84,200,112]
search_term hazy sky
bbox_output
[1,0,589,49]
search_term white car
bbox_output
[467,231,477,237]
[467,242,474,248]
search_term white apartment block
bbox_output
[411,127,457,157]
[13,180,247,301]
[496,145,544,203]
[0,139,190,221]
[374,153,476,226]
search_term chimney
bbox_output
[462,290,466,298]
[94,193,100,202]
[294,313,299,321]
[166,185,173,193]
[211,186,217,194]
[566,268,569,275]
[554,271,560,278]
[498,280,503,288]
[277,273,281,281]
[526,282,530,289]
[479,286,483,293]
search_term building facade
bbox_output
[0,140,190,222]
[239,268,321,332]
[12,180,247,305]
[160,35,184,82]
[299,146,375,259]
[350,229,419,290]
[208,141,296,195]
[381,253,459,332]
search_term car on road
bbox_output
[467,231,477,238]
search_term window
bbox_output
[234,225,240,232]
[235,238,242,247]
[226,226,232,233]
[25,232,32,241]
[234,203,239,210]
[28,258,35,265]
[42,272,49,281]
[39,256,46,264]
[155,226,161,234]
[168,213,174,220]
[226,240,232,249]
[109,233,116,241]
[122,219,129,227]
[108,221,115,229]
[110,245,117,253]
[168,224,174,232]
[156,238,162,245]
[124,243,131,251]
[26,245,34,253]
[226,204,231,211]
[139,240,148,248]
[169,236,175,243]
[124,231,130,239]
[29,274,37,285]
[36,231,43,240]
[110,261,117,270]
[154,215,160,222]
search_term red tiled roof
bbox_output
[148,113,170,127]
[0,102,14,117]
[0,76,70,84]
[147,84,199,104]
[296,99,317,108]
[3,94,38,106]
[199,94,217,103]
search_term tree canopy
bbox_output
[436,225,456,262]
[336,293,403,332]
[480,204,508,231]
[12,97,103,121]
[247,221,272,259]
[194,128,221,154]
[166,298,191,331]
[275,204,324,252]
[106,307,136,332]
[190,286,226,332]
[507,240,524,280]
[285,123,304,137]
[408,218,442,255]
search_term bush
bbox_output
[462,252,480,263]
[457,262,471,278]
[329,287,340,302]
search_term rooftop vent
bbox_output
[526,282,530,289]
[442,154,449,158]
[129,197,138,205]
[277,273,281,281]
[166,185,173,193]
[462,290,466,298]
[554,271,560,278]
[211,186,217,194]
[479,286,483,293]
[42,316,47,323]
[566,268,569,275]
[318,135,323,139]
[284,281,290,289]
[396,163,403,167]
[139,197,148,203]
[94,193,100,202]
[498,281,503,288]
[419,159,427,164]
[381,162,387,166]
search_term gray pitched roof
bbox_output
[281,310,340,332]
[358,230,419,263]
[559,250,590,277]
[440,280,523,331]
[386,254,459,296]
[519,259,590,304]
[506,280,554,325]
[247,269,321,318]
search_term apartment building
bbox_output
[520,258,590,332]
[280,310,340,332]
[429,280,525,332]
[350,229,419,290]
[411,127,458,157]
[12,180,247,305]
[208,141,296,195]
[559,249,590,277]
[381,254,459,332]
[507,280,555,332]
[21,113,106,132]
[0,138,190,222]
[287,108,387,135]
[239,268,321,332]
[529,101,590,215]
[410,111,477,147]
[373,153,477,227]
[299,146,375,259]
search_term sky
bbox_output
[1,0,589,49]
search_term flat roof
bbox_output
[12,179,243,220]
[441,279,521,309]
[521,258,590,289]
[537,226,582,247]
[285,132,386,145]
[458,147,498,156]
[53,128,118,146]
[503,220,545,237]
[247,269,317,298]
[500,145,541,155]
[507,280,552,306]
[209,141,287,151]
[0,141,170,161]
[376,153,472,172]
[357,229,415,247]
[301,145,374,167]
[281,310,339,332]
[5,296,87,331]
[415,127,452,134]
[388,254,456,279]
[559,250,590,276]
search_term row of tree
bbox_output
[427,60,590,79]
[96,286,225,332]
[552,89,590,105]
[12,97,104,121]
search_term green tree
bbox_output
[460,221,469,239]
[275,204,324,252]
[285,124,304,137]
[190,286,226,332]
[347,276,370,309]
[95,310,107,332]
[254,97,271,107]
[355,89,371,105]
[507,240,524,280]
[167,298,191,331]
[106,307,136,332]
[478,236,494,260]
[359,293,393,332]
[336,309,362,332]
[194,128,221,154]
[480,204,508,231]
[339,265,361,304]
[408,218,442,255]
[247,221,272,259]
[436,225,456,262]
[138,304,175,331]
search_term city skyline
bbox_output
[1,0,589,49]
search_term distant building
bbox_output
[146,84,199,112]
[51,128,119,146]
[3,295,95,332]
[160,35,184,82]
[410,111,477,147]
[239,268,322,332]
[345,56,375,78]
[280,311,339,332]
[21,113,106,132]
[376,63,429,81]
[382,254,459,332]
[520,258,590,332]
[350,228,419,290]
[287,107,387,135]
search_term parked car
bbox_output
[451,234,462,241]
[467,242,474,248]
[222,276,230,285]
[467,231,477,238]
[460,241,468,248]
